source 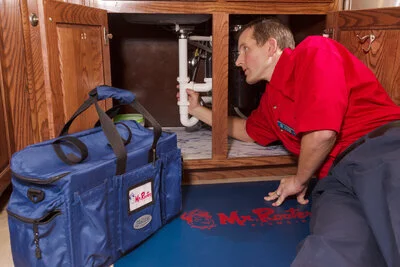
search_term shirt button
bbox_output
[273,106,277,109]
[280,129,283,132]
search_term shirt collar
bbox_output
[269,48,293,89]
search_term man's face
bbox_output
[235,27,270,84]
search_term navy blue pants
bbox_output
[292,122,400,267]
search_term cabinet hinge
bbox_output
[323,28,334,39]
[103,27,113,45]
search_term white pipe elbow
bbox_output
[188,35,212,42]
[178,80,199,127]
[192,78,212,92]
[179,105,199,127]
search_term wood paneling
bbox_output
[93,1,338,15]
[20,0,51,142]
[336,7,400,29]
[0,0,26,193]
[0,0,33,151]
[183,165,297,184]
[212,13,229,159]
[44,1,111,135]
[339,29,400,104]
[0,53,12,195]
[328,7,400,104]
[57,25,106,133]
[0,66,9,173]
[227,0,332,2]
[184,155,297,170]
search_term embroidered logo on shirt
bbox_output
[277,121,296,136]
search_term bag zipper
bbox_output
[8,209,62,259]
[12,172,70,185]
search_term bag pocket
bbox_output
[71,178,114,266]
[117,160,162,254]
[7,206,70,267]
[160,148,182,224]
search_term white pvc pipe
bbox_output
[177,37,199,127]
[188,36,212,42]
[193,78,212,92]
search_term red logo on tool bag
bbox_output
[128,180,154,213]
[131,191,152,203]
[181,208,311,230]
[180,209,217,230]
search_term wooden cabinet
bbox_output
[41,1,112,134]
[0,0,16,195]
[91,0,340,183]
[21,1,112,138]
[0,0,112,192]
[5,0,399,185]
[0,58,13,196]
[327,7,400,104]
[1,0,341,185]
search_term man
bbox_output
[183,18,400,266]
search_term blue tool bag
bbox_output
[7,86,182,267]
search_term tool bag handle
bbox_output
[52,136,89,165]
[59,86,136,136]
[52,86,162,175]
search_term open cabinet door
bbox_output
[0,53,13,195]
[326,7,400,104]
[41,1,112,136]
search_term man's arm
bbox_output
[187,89,254,143]
[228,116,254,143]
[296,130,337,184]
[265,129,336,206]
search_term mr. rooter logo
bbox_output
[180,207,311,230]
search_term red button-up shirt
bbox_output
[246,36,400,178]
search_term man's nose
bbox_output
[235,54,242,67]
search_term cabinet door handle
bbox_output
[356,34,376,53]
[29,13,39,27]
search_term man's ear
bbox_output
[266,38,278,57]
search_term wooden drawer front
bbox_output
[339,29,400,104]
[226,0,333,2]
[335,7,400,104]
[112,0,213,2]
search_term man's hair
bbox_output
[237,18,295,50]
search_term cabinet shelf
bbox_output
[164,127,290,161]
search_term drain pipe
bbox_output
[177,29,212,127]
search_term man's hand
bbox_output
[186,89,202,114]
[264,130,336,207]
[264,176,309,207]
[176,89,202,115]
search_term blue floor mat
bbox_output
[115,181,312,267]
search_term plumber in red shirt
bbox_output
[184,18,400,267]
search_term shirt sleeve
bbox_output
[246,92,279,146]
[293,46,349,135]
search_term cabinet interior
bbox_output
[108,14,325,160]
